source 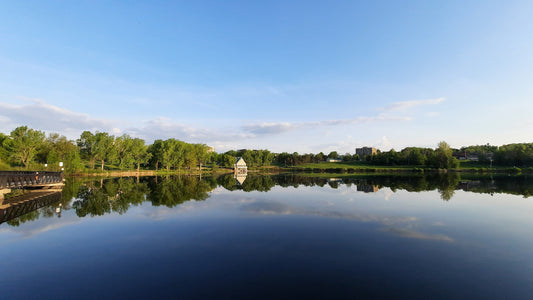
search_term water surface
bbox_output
[1,174,533,299]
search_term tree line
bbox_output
[274,142,533,168]
[363,142,459,168]
[0,126,273,172]
[1,125,532,171]
[273,143,460,169]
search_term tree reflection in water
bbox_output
[3,173,533,226]
[146,176,217,207]
[73,177,149,217]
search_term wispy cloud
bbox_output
[128,117,254,143]
[0,96,437,152]
[242,114,412,135]
[242,122,296,135]
[376,135,393,149]
[0,98,252,143]
[0,98,114,136]
[381,97,446,112]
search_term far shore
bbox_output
[62,164,531,178]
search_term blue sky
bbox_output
[1,0,532,153]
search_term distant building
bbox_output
[355,147,377,157]
[453,152,493,162]
[467,155,479,162]
[207,147,215,153]
[453,153,467,160]
[234,157,247,175]
[326,158,342,162]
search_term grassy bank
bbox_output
[284,161,532,175]
[4,160,531,177]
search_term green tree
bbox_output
[242,150,254,167]
[93,132,115,171]
[434,141,458,169]
[4,126,45,167]
[262,149,274,166]
[220,154,237,168]
[328,151,339,159]
[193,144,210,171]
[315,152,325,162]
[114,134,135,169]
[182,143,197,170]
[131,138,151,172]
[408,148,426,165]
[0,133,9,167]
[343,153,353,161]
[161,139,185,171]
[148,139,164,171]
[39,133,83,171]
[77,131,97,169]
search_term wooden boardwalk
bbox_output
[0,171,64,224]
[0,171,63,189]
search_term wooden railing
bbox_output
[0,171,63,189]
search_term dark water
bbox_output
[1,174,533,299]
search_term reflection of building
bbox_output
[234,157,247,175]
[458,180,481,191]
[356,147,377,157]
[234,174,247,185]
[357,184,379,193]
[327,178,343,183]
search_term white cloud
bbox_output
[0,98,113,137]
[377,136,393,150]
[242,122,296,135]
[0,96,436,152]
[0,98,252,144]
[425,111,440,117]
[242,114,412,136]
[381,97,446,112]
[127,117,255,144]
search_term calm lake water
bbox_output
[1,174,533,299]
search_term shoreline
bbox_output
[62,165,530,178]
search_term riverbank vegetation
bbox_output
[1,125,532,174]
